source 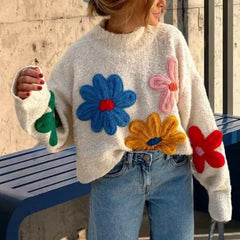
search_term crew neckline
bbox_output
[100,18,145,35]
[88,19,155,52]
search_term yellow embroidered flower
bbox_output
[125,113,186,154]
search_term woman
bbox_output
[12,0,231,239]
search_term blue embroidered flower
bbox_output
[76,74,137,135]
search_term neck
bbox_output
[105,18,142,34]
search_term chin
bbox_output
[148,20,160,27]
[150,22,159,27]
[147,15,160,27]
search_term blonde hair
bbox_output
[87,0,167,26]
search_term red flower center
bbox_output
[169,82,178,91]
[99,99,115,112]
[195,146,205,156]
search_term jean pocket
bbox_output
[169,155,189,167]
[103,161,128,178]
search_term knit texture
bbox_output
[34,91,62,146]
[11,19,232,221]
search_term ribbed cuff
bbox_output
[208,191,232,222]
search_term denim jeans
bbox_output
[88,151,194,240]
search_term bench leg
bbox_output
[218,222,224,240]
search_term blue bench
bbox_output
[1,114,240,240]
[0,146,91,240]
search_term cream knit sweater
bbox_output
[12,19,231,222]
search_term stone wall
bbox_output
[0,0,101,155]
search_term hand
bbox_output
[16,67,45,100]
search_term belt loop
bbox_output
[146,153,153,168]
[164,154,170,160]
[127,152,133,168]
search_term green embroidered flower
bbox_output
[34,91,61,146]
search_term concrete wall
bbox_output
[0,0,101,155]
[1,1,240,239]
[187,0,240,114]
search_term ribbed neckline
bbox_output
[88,19,155,52]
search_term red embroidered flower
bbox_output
[188,126,225,173]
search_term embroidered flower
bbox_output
[125,113,186,154]
[188,126,225,173]
[149,56,179,113]
[35,91,62,147]
[77,74,137,135]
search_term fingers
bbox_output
[18,67,44,85]
[18,75,44,85]
[16,67,45,100]
[19,67,42,79]
[18,82,43,92]
[17,91,31,100]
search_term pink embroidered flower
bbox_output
[149,56,179,113]
[188,126,225,173]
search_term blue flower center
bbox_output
[147,137,162,146]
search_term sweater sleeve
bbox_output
[175,29,232,222]
[11,55,74,153]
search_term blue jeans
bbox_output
[88,151,194,240]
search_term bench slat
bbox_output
[13,169,76,194]
[215,113,240,121]
[219,120,240,133]
[28,177,79,195]
[0,147,46,161]
[216,117,239,125]
[214,115,223,121]
[0,157,75,184]
[2,162,76,190]
[0,149,74,168]
[0,151,75,175]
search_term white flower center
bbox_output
[195,146,205,156]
